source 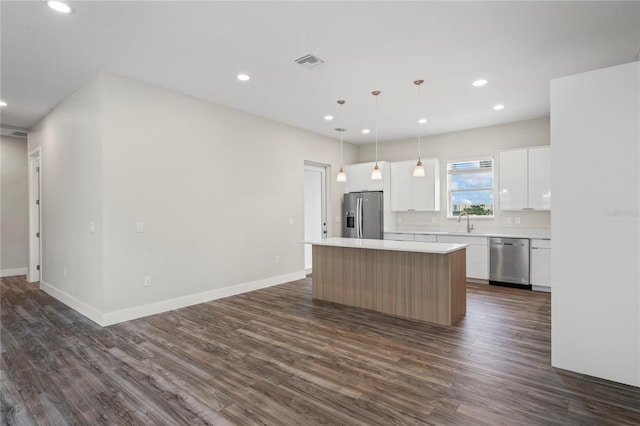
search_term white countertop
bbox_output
[303,237,467,254]
[386,227,551,239]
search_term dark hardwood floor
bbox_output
[2,275,639,425]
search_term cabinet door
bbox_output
[499,149,528,210]
[528,146,551,210]
[437,235,488,279]
[531,239,551,287]
[412,158,439,211]
[467,244,489,280]
[390,161,412,211]
[346,162,384,193]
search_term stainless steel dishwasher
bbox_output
[489,237,531,289]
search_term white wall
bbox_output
[29,72,356,324]
[551,62,639,387]
[358,118,551,231]
[28,75,106,314]
[1,136,29,276]
[99,73,355,318]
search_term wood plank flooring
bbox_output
[2,274,640,425]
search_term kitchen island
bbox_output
[304,238,467,326]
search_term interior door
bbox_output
[304,163,327,271]
[28,154,41,282]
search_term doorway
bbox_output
[304,162,328,272]
[28,148,41,283]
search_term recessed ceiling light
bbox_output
[324,115,334,121]
[47,1,72,13]
[472,79,488,87]
[493,104,505,110]
[362,129,370,134]
[237,74,250,81]
[418,118,427,124]
[0,100,7,107]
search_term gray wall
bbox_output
[1,136,29,275]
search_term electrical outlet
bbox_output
[288,218,294,226]
[335,216,340,223]
[89,222,95,233]
[144,276,152,287]
[507,217,513,225]
[275,256,281,264]
[136,221,144,233]
[515,217,521,225]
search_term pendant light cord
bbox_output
[374,92,379,165]
[418,83,422,160]
[339,101,344,166]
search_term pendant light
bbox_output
[371,90,382,180]
[336,100,347,182]
[413,79,426,177]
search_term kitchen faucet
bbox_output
[458,211,474,233]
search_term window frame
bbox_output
[447,156,495,219]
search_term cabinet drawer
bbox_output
[531,239,551,249]
[436,235,488,246]
[414,234,437,243]
[384,233,415,241]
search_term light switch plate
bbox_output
[136,221,144,233]
[288,218,294,226]
[515,217,521,225]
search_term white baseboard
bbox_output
[40,281,104,326]
[532,285,551,293]
[1,267,28,277]
[101,270,306,326]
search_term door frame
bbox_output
[27,147,41,283]
[304,161,330,272]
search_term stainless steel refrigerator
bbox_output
[342,191,383,239]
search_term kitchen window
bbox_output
[447,158,494,217]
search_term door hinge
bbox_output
[36,200,40,205]
[36,232,40,238]
[36,265,40,271]
[36,167,40,172]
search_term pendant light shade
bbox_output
[413,79,426,177]
[414,159,425,177]
[371,90,382,180]
[336,100,347,182]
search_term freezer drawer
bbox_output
[489,237,530,287]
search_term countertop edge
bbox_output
[302,238,468,254]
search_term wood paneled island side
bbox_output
[305,238,467,326]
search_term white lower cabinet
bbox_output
[436,235,488,280]
[530,239,551,290]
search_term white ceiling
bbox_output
[1,1,638,144]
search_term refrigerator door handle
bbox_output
[357,197,363,238]
[356,198,360,238]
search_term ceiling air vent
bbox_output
[294,54,325,69]
[11,131,28,138]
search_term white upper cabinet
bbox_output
[528,146,551,210]
[345,161,385,193]
[390,159,440,211]
[498,146,551,211]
